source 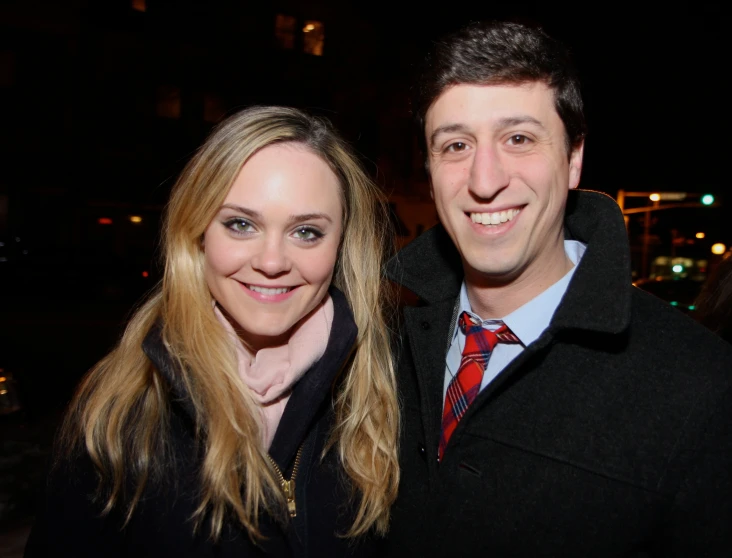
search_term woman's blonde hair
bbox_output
[59,106,399,540]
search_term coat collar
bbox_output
[268,286,357,465]
[386,189,632,336]
[141,285,358,467]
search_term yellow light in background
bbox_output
[0,376,6,382]
[130,215,143,224]
[302,20,324,56]
[695,232,705,239]
[711,243,727,255]
[649,193,661,202]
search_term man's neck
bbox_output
[465,252,575,319]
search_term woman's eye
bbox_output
[223,218,254,234]
[293,226,323,242]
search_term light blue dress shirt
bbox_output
[443,240,587,402]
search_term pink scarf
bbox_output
[214,295,334,449]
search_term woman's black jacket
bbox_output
[24,287,373,557]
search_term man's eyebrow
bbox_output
[429,116,546,148]
[428,123,470,149]
[495,116,545,130]
[219,204,333,224]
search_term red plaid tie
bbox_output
[438,311,520,461]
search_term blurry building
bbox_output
[0,0,430,301]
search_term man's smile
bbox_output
[469,208,521,225]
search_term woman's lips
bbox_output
[246,285,292,295]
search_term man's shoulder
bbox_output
[629,285,732,369]
[387,224,463,304]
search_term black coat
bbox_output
[25,287,374,557]
[380,190,732,557]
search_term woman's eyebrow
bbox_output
[288,213,333,224]
[219,204,333,224]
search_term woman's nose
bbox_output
[250,238,292,276]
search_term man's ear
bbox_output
[568,141,584,190]
[424,157,435,200]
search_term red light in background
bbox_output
[98,217,113,225]
[142,271,149,278]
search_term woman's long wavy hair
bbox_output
[58,106,399,541]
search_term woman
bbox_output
[25,106,399,557]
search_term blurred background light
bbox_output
[711,243,726,255]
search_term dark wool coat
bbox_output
[380,190,732,557]
[24,287,375,558]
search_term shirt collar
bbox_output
[456,240,587,346]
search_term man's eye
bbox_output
[445,142,468,153]
[507,134,530,146]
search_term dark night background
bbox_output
[0,0,728,550]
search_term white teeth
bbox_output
[470,208,520,225]
[248,285,290,295]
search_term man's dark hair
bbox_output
[413,20,587,157]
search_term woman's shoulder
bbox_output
[24,445,126,557]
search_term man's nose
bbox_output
[467,145,509,200]
[250,238,292,276]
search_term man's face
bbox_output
[425,82,583,292]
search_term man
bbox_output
[383,20,732,557]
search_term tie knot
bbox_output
[458,311,485,335]
[458,311,520,349]
[458,311,504,334]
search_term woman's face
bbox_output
[203,142,343,351]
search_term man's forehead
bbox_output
[425,82,557,131]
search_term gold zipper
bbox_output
[267,443,304,517]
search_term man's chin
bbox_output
[463,262,523,288]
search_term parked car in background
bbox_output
[633,276,705,314]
